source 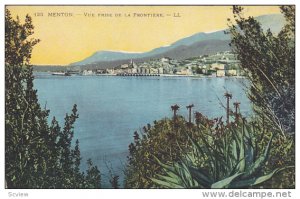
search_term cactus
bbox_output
[152,119,293,188]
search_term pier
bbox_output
[116,73,160,76]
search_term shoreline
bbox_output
[34,71,247,79]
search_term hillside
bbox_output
[29,13,278,71]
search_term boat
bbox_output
[52,72,71,76]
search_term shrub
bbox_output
[152,117,294,188]
[124,115,201,188]
[5,9,101,188]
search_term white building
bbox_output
[131,68,137,73]
[158,67,164,74]
[177,68,193,75]
[161,57,171,63]
[106,68,114,74]
[216,69,225,77]
[211,63,225,70]
[150,68,158,74]
[82,70,94,76]
[121,64,129,69]
[226,69,237,76]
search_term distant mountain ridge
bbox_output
[70,14,285,69]
[70,30,231,66]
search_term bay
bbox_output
[33,72,251,187]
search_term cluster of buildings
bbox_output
[197,52,242,77]
[78,51,242,77]
[105,57,180,76]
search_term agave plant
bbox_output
[152,118,293,188]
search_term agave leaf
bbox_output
[185,132,205,157]
[245,141,254,167]
[198,134,214,157]
[175,161,198,187]
[244,121,252,139]
[153,156,176,173]
[229,139,240,171]
[182,161,196,187]
[243,133,274,178]
[211,172,244,189]
[238,125,246,172]
[188,166,212,187]
[211,151,230,170]
[231,124,243,140]
[151,178,184,188]
[229,158,245,176]
[231,127,242,151]
[227,155,235,174]
[176,162,188,187]
[183,153,196,165]
[186,133,215,170]
[244,124,256,166]
[225,136,230,169]
[189,132,231,177]
[165,170,181,180]
[199,135,229,178]
[229,166,294,188]
[156,174,181,185]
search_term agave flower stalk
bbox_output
[186,104,194,124]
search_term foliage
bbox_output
[124,116,201,188]
[227,6,295,135]
[110,175,120,189]
[5,9,101,188]
[152,117,294,188]
[106,162,120,188]
[126,97,294,189]
[85,159,101,188]
[195,67,203,74]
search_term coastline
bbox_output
[37,71,247,79]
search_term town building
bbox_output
[121,63,129,69]
[211,63,225,70]
[82,70,94,76]
[216,69,225,77]
[161,57,171,63]
[225,69,237,76]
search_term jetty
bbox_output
[116,73,160,76]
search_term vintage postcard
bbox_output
[4,4,295,195]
